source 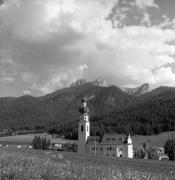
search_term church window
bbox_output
[81,125,84,132]
[87,126,88,132]
[110,147,112,151]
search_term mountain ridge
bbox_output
[70,79,149,96]
[0,80,175,137]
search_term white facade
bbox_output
[127,134,133,158]
[78,99,90,154]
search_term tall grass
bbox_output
[0,151,174,180]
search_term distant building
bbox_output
[78,97,133,158]
[146,146,169,160]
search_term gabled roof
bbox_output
[101,134,127,145]
[86,134,128,145]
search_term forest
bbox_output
[0,83,175,139]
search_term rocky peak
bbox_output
[92,79,110,87]
[121,83,149,96]
[70,79,110,87]
[70,79,88,87]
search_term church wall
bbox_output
[78,118,90,154]
[102,144,128,157]
[87,144,103,156]
[87,143,131,158]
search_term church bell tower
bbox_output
[78,97,90,154]
[127,134,133,158]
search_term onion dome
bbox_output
[82,97,88,102]
[79,105,89,114]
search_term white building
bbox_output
[78,97,133,158]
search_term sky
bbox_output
[0,0,175,97]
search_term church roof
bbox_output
[86,134,128,145]
[100,134,127,145]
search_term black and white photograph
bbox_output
[0,0,175,179]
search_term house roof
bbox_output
[101,134,127,145]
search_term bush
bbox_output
[147,148,159,160]
[134,148,145,158]
[62,143,78,152]
[32,136,51,150]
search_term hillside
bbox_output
[0,80,175,137]
[132,131,175,148]
[0,82,137,130]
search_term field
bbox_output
[0,133,77,145]
[0,131,175,148]
[132,131,175,148]
[0,147,175,180]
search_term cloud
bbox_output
[0,0,175,96]
[149,67,175,88]
[135,0,158,10]
[23,90,32,95]
[0,53,17,82]
[31,65,87,94]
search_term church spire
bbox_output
[79,97,89,119]
[78,97,90,153]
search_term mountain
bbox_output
[70,79,149,96]
[121,83,149,96]
[70,79,88,87]
[0,80,175,138]
[0,82,137,130]
[70,79,110,87]
[92,79,110,87]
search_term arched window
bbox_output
[87,125,88,132]
[81,125,84,132]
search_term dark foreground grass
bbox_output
[0,148,175,180]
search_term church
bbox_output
[78,97,133,158]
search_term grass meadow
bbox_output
[0,131,175,148]
[0,134,77,146]
[0,147,175,180]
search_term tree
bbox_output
[148,148,159,160]
[32,136,41,149]
[32,136,51,150]
[134,148,145,158]
[48,127,58,137]
[164,139,175,160]
[143,142,146,149]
